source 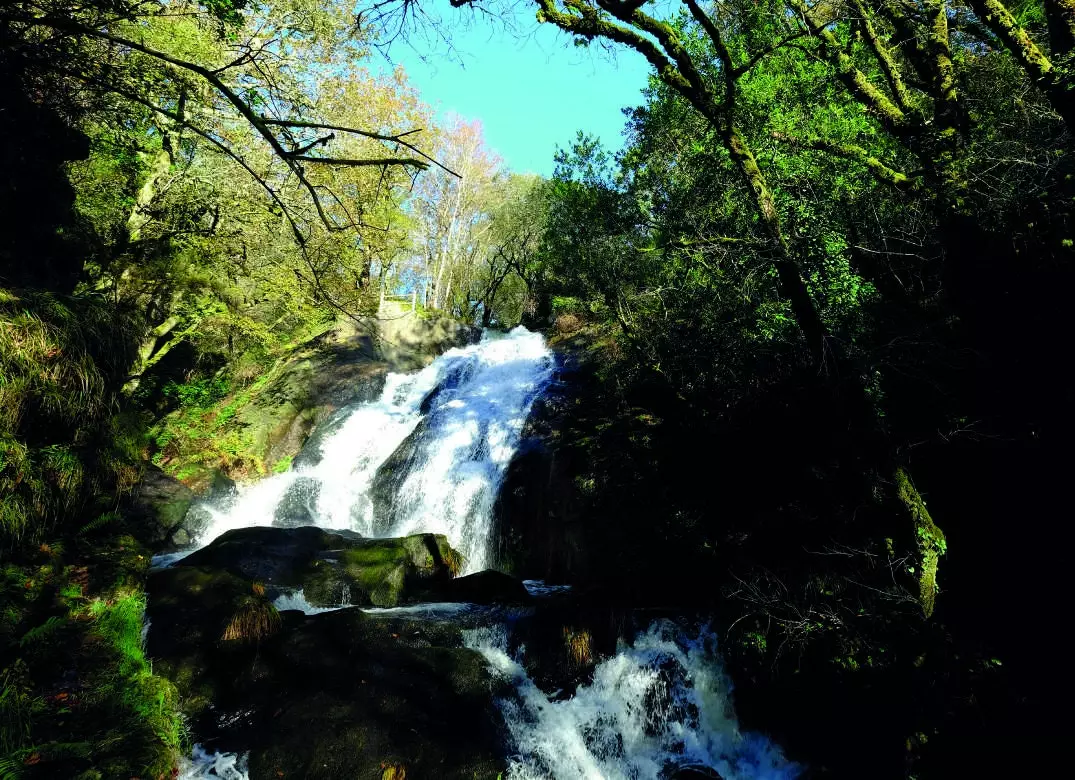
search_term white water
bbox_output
[469,621,796,780]
[180,327,554,572]
[172,326,796,779]
[271,588,347,615]
[179,745,248,779]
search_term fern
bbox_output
[18,617,65,648]
[0,754,25,780]
[77,511,120,537]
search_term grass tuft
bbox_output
[221,594,281,643]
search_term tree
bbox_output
[412,115,502,313]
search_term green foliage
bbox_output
[17,617,65,649]
[0,289,142,549]
[162,377,229,410]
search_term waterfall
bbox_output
[468,622,797,780]
[180,326,554,572]
[170,326,796,779]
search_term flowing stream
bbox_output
[172,327,796,779]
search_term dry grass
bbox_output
[221,591,281,643]
[563,627,594,667]
[443,547,465,579]
[554,313,584,335]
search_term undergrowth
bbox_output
[0,538,184,779]
[148,316,334,485]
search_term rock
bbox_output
[175,502,213,547]
[208,470,237,501]
[127,465,199,550]
[147,563,506,780]
[146,565,261,719]
[368,420,429,535]
[271,476,321,527]
[245,608,505,780]
[669,768,724,780]
[291,405,352,470]
[176,526,461,608]
[378,309,481,372]
[180,526,345,586]
[429,569,533,605]
[303,533,459,608]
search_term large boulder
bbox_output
[147,572,507,780]
[146,565,262,718]
[177,526,462,608]
[302,533,460,608]
[127,465,197,548]
[246,609,506,780]
[428,569,533,606]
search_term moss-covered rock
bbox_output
[245,608,505,780]
[146,574,507,780]
[302,533,459,608]
[145,565,259,720]
[175,526,461,608]
[127,465,195,548]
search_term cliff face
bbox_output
[150,310,478,495]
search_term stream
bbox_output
[163,327,797,780]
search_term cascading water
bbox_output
[468,622,797,780]
[170,326,796,779]
[178,326,554,572]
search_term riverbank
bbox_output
[498,322,1029,777]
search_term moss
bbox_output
[1,541,185,779]
[895,467,947,617]
[301,535,459,608]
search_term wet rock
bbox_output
[176,526,461,608]
[303,533,459,608]
[368,420,429,535]
[208,470,238,501]
[245,608,505,780]
[291,405,352,470]
[128,465,194,548]
[271,476,321,527]
[174,502,213,548]
[429,569,533,605]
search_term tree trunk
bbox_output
[722,124,831,368]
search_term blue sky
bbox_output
[386,8,655,175]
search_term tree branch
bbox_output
[788,0,909,136]
[850,0,914,112]
[773,132,920,190]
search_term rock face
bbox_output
[493,347,595,582]
[433,569,533,605]
[150,309,478,501]
[147,564,507,780]
[178,526,461,608]
[127,465,198,548]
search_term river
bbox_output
[164,327,796,780]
